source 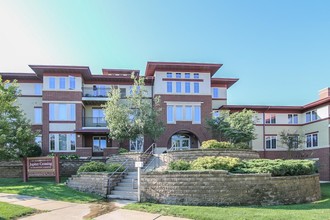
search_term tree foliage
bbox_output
[279,130,308,158]
[0,77,38,159]
[206,109,257,144]
[104,75,165,143]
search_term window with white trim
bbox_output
[34,107,42,124]
[176,82,182,93]
[212,88,219,98]
[49,133,76,152]
[49,77,55,89]
[185,73,190,78]
[167,105,174,123]
[185,82,190,93]
[265,113,276,124]
[306,110,317,123]
[193,106,201,123]
[265,136,277,149]
[166,104,201,124]
[167,72,172,78]
[176,105,183,120]
[194,73,199,79]
[306,133,318,148]
[185,106,192,120]
[49,103,75,121]
[34,84,42,95]
[194,82,199,93]
[176,73,181,78]
[69,76,75,90]
[167,82,172,93]
[59,77,66,89]
[288,114,298,124]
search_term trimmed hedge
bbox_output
[77,161,125,173]
[201,140,250,149]
[168,157,317,176]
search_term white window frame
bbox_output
[265,113,276,124]
[167,72,172,78]
[194,73,199,79]
[306,133,318,148]
[49,133,76,152]
[49,77,55,89]
[306,110,317,123]
[265,136,277,149]
[185,82,190,93]
[59,77,66,89]
[69,76,75,90]
[194,82,199,94]
[185,73,190,78]
[176,73,181,78]
[176,82,182,93]
[167,82,172,93]
[212,88,219,98]
[49,103,76,121]
[288,114,298,124]
[34,107,42,124]
[193,106,201,124]
[167,105,174,123]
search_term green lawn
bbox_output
[0,201,36,220]
[0,178,103,203]
[125,183,330,220]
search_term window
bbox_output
[176,106,183,120]
[49,77,55,89]
[194,73,199,79]
[185,82,190,93]
[265,136,277,149]
[265,114,276,124]
[288,135,299,149]
[288,114,298,124]
[34,84,42,95]
[49,104,75,121]
[59,77,66,89]
[69,76,75,90]
[49,133,76,152]
[34,107,42,124]
[120,88,126,98]
[193,106,201,123]
[306,133,318,148]
[213,111,220,118]
[35,135,42,147]
[167,72,172,78]
[92,108,105,125]
[185,106,192,120]
[212,88,219,98]
[167,82,172,93]
[176,73,181,78]
[167,105,174,123]
[194,82,199,93]
[306,110,317,123]
[93,85,106,96]
[185,73,190,78]
[176,82,181,93]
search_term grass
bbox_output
[0,201,36,220]
[125,183,330,220]
[0,178,103,203]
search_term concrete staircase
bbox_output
[107,171,137,201]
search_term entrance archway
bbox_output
[169,131,200,150]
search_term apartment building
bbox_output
[0,62,237,156]
[221,87,330,181]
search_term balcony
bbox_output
[83,87,111,97]
[83,117,107,127]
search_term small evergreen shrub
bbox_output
[25,144,42,157]
[77,161,106,173]
[169,160,191,170]
[106,163,126,172]
[201,140,234,149]
[234,142,251,149]
[233,159,317,176]
[47,153,80,160]
[118,147,129,154]
[191,156,240,171]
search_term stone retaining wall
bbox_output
[141,171,320,206]
[66,172,124,197]
[107,153,151,171]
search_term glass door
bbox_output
[130,135,144,152]
[171,134,190,150]
[93,136,107,152]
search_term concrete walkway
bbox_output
[0,193,190,220]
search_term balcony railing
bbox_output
[83,117,107,127]
[83,87,111,97]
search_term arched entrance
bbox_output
[170,131,200,150]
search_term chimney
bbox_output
[319,87,330,100]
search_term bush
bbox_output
[233,159,317,176]
[234,142,251,149]
[201,140,234,149]
[25,144,42,157]
[169,160,191,170]
[191,156,240,171]
[47,153,80,160]
[106,163,126,172]
[118,148,129,154]
[77,161,107,173]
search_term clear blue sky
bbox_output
[0,0,329,106]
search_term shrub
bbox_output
[191,156,240,171]
[77,161,106,173]
[118,148,129,154]
[201,140,234,149]
[25,144,42,157]
[47,153,80,160]
[234,142,251,149]
[233,159,317,176]
[169,160,191,170]
[106,163,126,172]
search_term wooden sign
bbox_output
[22,155,60,183]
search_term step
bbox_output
[111,190,138,197]
[121,178,137,183]
[116,182,134,187]
[107,194,137,201]
[115,186,137,191]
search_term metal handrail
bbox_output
[107,158,129,194]
[142,154,160,172]
[139,143,156,161]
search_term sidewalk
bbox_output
[0,193,190,220]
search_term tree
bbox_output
[206,109,257,145]
[104,75,165,145]
[279,130,308,159]
[0,77,38,159]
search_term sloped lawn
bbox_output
[0,178,103,203]
[125,183,330,220]
[0,201,35,220]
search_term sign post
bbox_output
[23,155,60,184]
[135,161,144,202]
